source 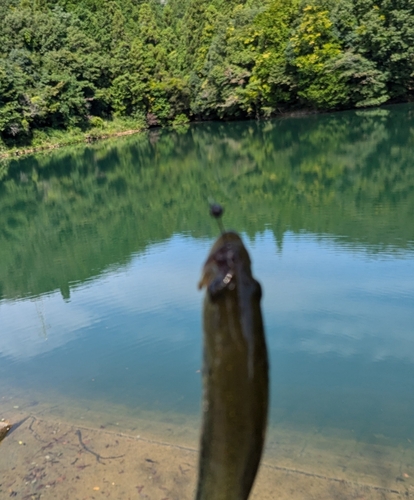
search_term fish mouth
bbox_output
[198,232,250,297]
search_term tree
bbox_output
[289,5,349,109]
[240,0,299,116]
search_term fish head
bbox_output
[198,231,252,298]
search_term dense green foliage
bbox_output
[1,0,414,146]
[1,103,414,300]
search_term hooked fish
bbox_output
[196,230,269,500]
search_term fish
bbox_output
[0,421,12,444]
[0,416,30,444]
[196,231,269,500]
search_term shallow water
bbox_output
[1,104,414,496]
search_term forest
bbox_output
[1,0,414,148]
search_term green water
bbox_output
[1,104,414,449]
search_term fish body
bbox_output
[196,231,269,500]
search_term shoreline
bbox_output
[0,108,357,162]
[0,127,145,161]
[1,101,411,163]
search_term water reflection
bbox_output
[1,104,414,301]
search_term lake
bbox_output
[1,104,414,499]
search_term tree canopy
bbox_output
[1,0,414,146]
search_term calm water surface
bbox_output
[1,104,414,448]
